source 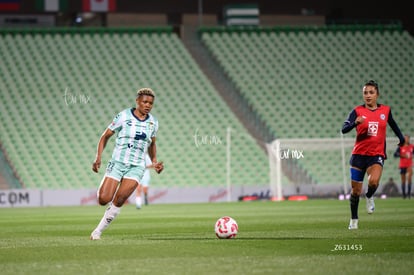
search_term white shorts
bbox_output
[140,169,151,187]
[105,160,145,183]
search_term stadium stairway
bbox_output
[2,25,412,191]
[182,25,315,186]
[199,24,414,187]
[0,27,270,190]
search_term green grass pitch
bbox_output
[1,199,413,274]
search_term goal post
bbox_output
[266,136,401,200]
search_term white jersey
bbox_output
[141,153,152,186]
[108,108,158,166]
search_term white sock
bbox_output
[136,196,142,208]
[94,204,121,234]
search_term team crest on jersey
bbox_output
[368,121,379,136]
[380,114,386,120]
[148,121,155,132]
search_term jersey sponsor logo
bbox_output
[377,156,384,165]
[368,121,378,136]
[134,131,147,141]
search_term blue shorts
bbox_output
[400,168,408,174]
[349,154,384,172]
[105,160,145,183]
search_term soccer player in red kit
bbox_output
[394,135,414,199]
[342,80,405,229]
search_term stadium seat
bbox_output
[0,27,269,189]
[200,25,414,186]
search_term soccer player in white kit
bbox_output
[90,88,164,240]
[136,152,153,209]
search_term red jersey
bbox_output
[398,144,414,168]
[352,104,390,158]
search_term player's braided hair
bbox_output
[137,88,155,98]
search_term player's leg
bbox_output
[365,163,383,214]
[91,178,138,240]
[90,165,143,240]
[136,184,143,209]
[111,163,143,207]
[349,166,364,229]
[91,160,125,240]
[366,163,382,195]
[97,176,119,205]
[400,168,407,199]
[90,176,120,240]
[139,169,150,206]
[143,186,149,205]
[407,167,412,199]
[112,177,138,207]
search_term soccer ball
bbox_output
[214,216,238,239]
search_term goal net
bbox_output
[266,136,401,200]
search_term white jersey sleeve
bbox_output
[108,111,125,132]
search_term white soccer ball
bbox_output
[215,216,238,239]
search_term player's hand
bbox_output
[154,161,164,174]
[92,158,101,173]
[355,116,365,125]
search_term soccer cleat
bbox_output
[366,196,375,214]
[90,230,101,240]
[348,219,358,230]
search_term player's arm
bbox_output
[341,109,360,134]
[393,146,401,158]
[148,137,163,174]
[92,128,115,173]
[148,138,157,164]
[388,109,405,146]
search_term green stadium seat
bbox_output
[200,26,414,186]
[0,28,269,189]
